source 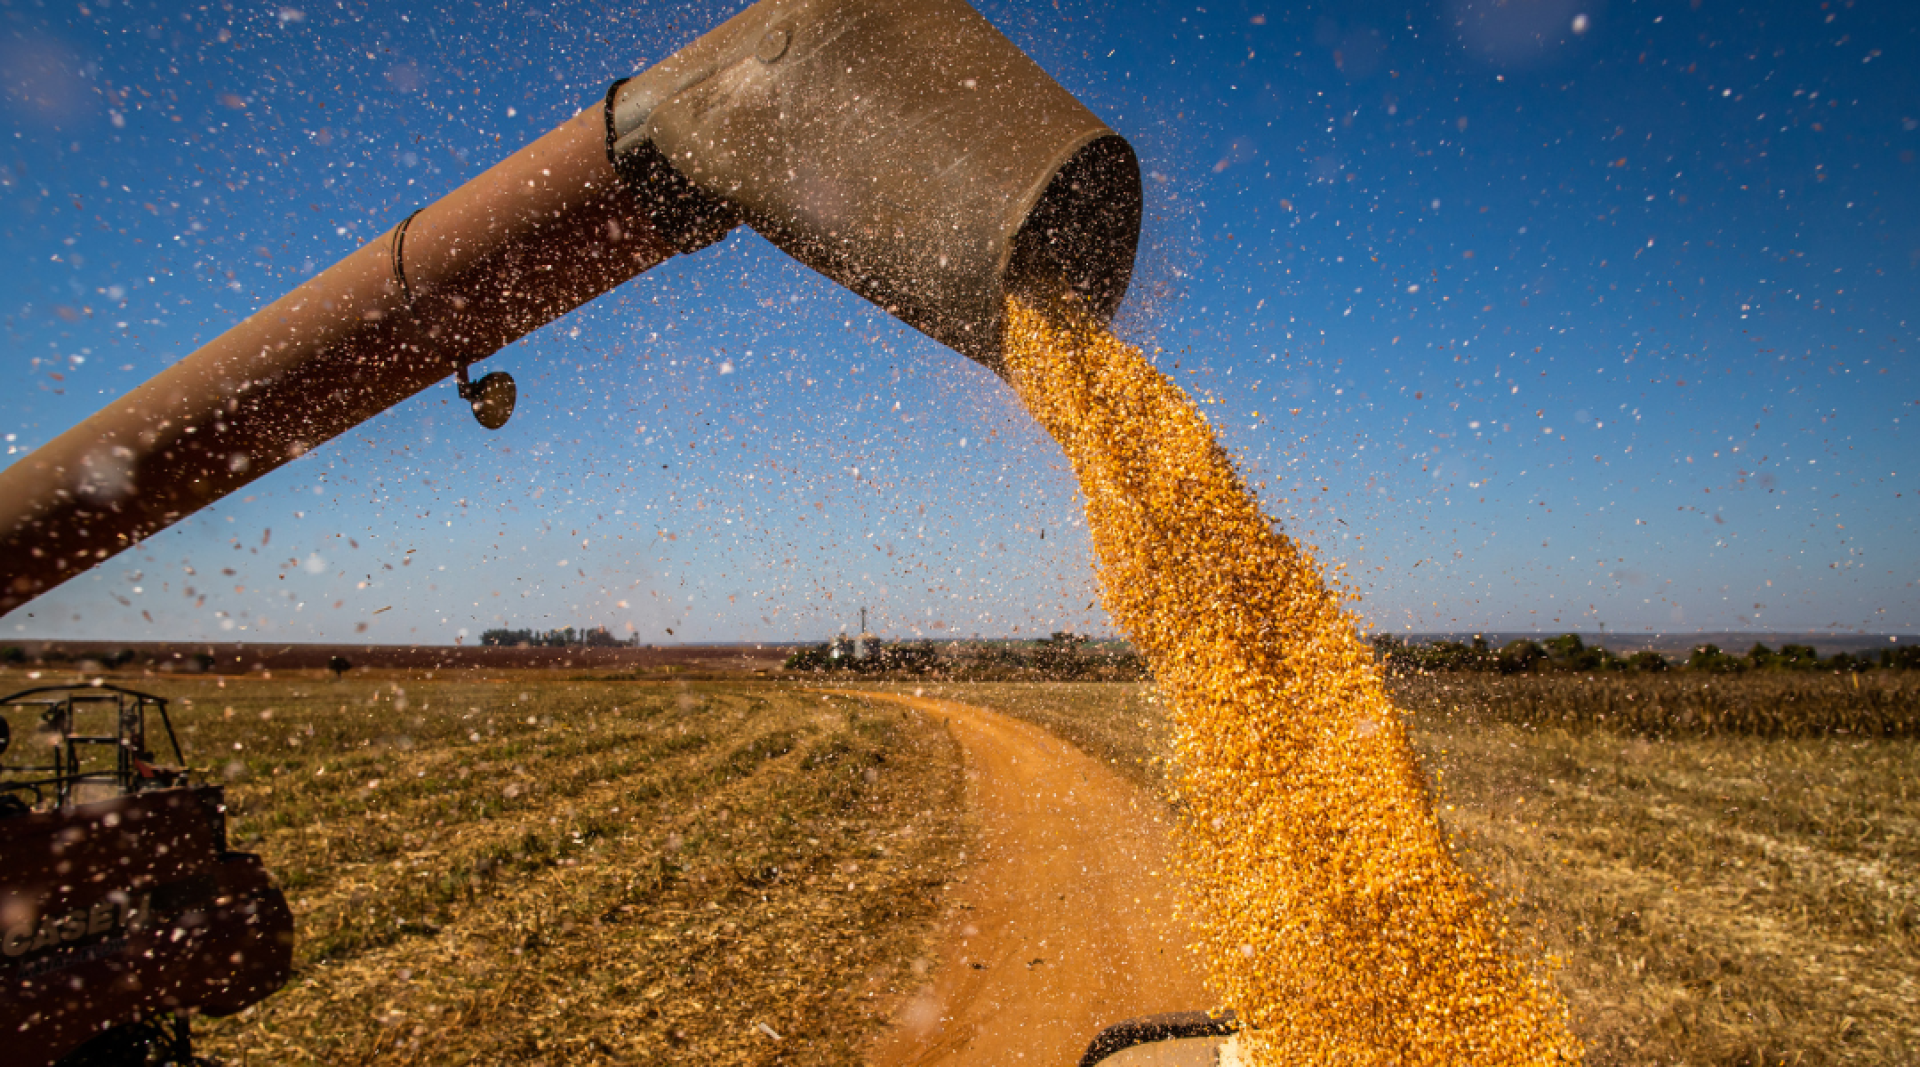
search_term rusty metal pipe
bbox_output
[0,103,690,613]
[0,0,1142,617]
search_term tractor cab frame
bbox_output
[0,684,189,815]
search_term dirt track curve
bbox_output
[829,691,1212,1067]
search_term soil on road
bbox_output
[834,690,1212,1067]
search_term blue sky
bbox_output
[2,0,1915,644]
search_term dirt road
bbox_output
[834,690,1211,1067]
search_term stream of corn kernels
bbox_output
[1001,296,1579,1066]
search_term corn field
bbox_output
[1389,672,1920,738]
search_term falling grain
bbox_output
[1001,296,1580,1066]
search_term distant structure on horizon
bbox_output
[830,607,882,664]
[478,624,638,649]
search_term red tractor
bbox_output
[0,684,293,1067]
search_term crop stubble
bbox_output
[124,678,967,1065]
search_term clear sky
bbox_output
[2,0,1915,645]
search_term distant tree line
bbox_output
[784,632,1149,680]
[3,646,133,668]
[0,647,220,673]
[1372,633,1920,675]
[478,626,631,648]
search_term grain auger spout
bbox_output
[0,0,1142,614]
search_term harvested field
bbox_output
[1425,712,1918,1065]
[12,670,1913,1063]
[107,676,965,1065]
[930,680,1920,1066]
[2,641,794,677]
